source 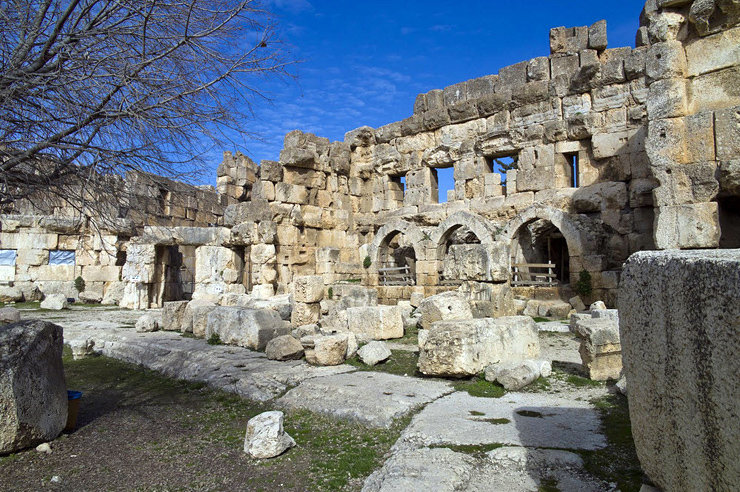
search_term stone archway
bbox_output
[367,219,428,267]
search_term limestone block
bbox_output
[647,78,690,119]
[206,307,289,350]
[40,294,68,310]
[304,333,348,366]
[625,48,647,80]
[416,291,473,330]
[576,318,622,380]
[291,302,320,326]
[68,338,95,360]
[442,244,489,282]
[16,233,58,250]
[244,411,296,459]
[570,296,587,312]
[600,47,631,85]
[654,202,720,249]
[715,106,740,161]
[81,266,120,283]
[357,341,392,366]
[251,284,275,300]
[250,244,276,265]
[16,249,46,267]
[619,250,740,491]
[183,299,218,337]
[591,84,631,111]
[588,20,608,51]
[0,307,21,325]
[418,316,540,377]
[346,306,403,340]
[119,282,148,310]
[265,335,304,361]
[646,41,687,80]
[135,314,159,333]
[685,26,740,77]
[275,183,308,205]
[162,300,189,332]
[293,275,324,303]
[591,128,645,159]
[0,286,23,303]
[259,160,283,182]
[591,309,619,324]
[719,160,740,195]
[484,359,541,391]
[0,321,67,454]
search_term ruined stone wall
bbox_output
[640,0,740,249]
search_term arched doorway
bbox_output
[510,219,570,286]
[378,230,416,286]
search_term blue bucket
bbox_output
[67,390,83,400]
[65,391,83,431]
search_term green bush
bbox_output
[363,256,371,269]
[74,276,85,293]
[574,269,592,297]
[327,287,333,299]
[207,333,222,345]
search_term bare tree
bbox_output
[0,0,291,210]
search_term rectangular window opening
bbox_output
[487,155,519,191]
[566,153,579,188]
[0,250,17,266]
[158,188,171,216]
[49,250,75,266]
[185,207,196,221]
[435,166,454,203]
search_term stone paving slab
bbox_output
[278,372,454,428]
[395,391,606,451]
[62,324,354,401]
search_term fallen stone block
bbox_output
[265,335,304,361]
[135,314,159,333]
[206,307,290,350]
[0,307,20,325]
[577,318,621,380]
[569,296,587,312]
[40,294,68,310]
[293,275,324,303]
[484,359,540,390]
[0,286,23,303]
[161,300,188,332]
[291,301,320,326]
[418,316,540,377]
[304,334,348,366]
[183,299,218,337]
[243,411,295,459]
[416,291,473,330]
[346,305,403,340]
[357,341,392,366]
[0,321,67,454]
[68,338,95,360]
[570,312,591,334]
[591,308,619,323]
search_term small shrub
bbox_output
[74,276,85,293]
[573,269,592,297]
[363,256,371,269]
[327,287,333,300]
[207,333,222,345]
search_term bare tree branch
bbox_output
[0,0,293,212]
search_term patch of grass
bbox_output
[345,350,420,376]
[55,346,405,492]
[539,477,561,492]
[576,394,645,492]
[481,417,510,425]
[180,332,197,339]
[521,376,552,393]
[396,322,419,345]
[532,317,550,323]
[566,374,604,388]
[206,333,222,345]
[469,410,485,416]
[346,278,362,284]
[0,301,41,309]
[430,442,504,459]
[453,376,506,398]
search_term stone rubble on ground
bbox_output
[40,294,68,310]
[265,335,304,361]
[243,411,296,459]
[0,307,21,324]
[357,341,392,366]
[68,338,96,360]
[135,314,159,333]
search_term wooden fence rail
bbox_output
[378,265,414,286]
[511,262,558,287]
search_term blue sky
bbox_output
[221,0,647,195]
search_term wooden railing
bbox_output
[378,265,414,286]
[511,262,558,287]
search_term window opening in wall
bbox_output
[158,188,171,215]
[116,250,127,267]
[487,155,519,191]
[565,153,579,188]
[0,250,17,266]
[185,207,196,221]
[718,196,740,249]
[49,250,75,265]
[435,166,454,203]
[389,175,406,204]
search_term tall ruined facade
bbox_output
[1,0,739,310]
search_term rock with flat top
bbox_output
[265,335,304,361]
[41,294,67,310]
[244,411,295,459]
[357,341,392,366]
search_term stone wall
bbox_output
[619,249,740,491]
